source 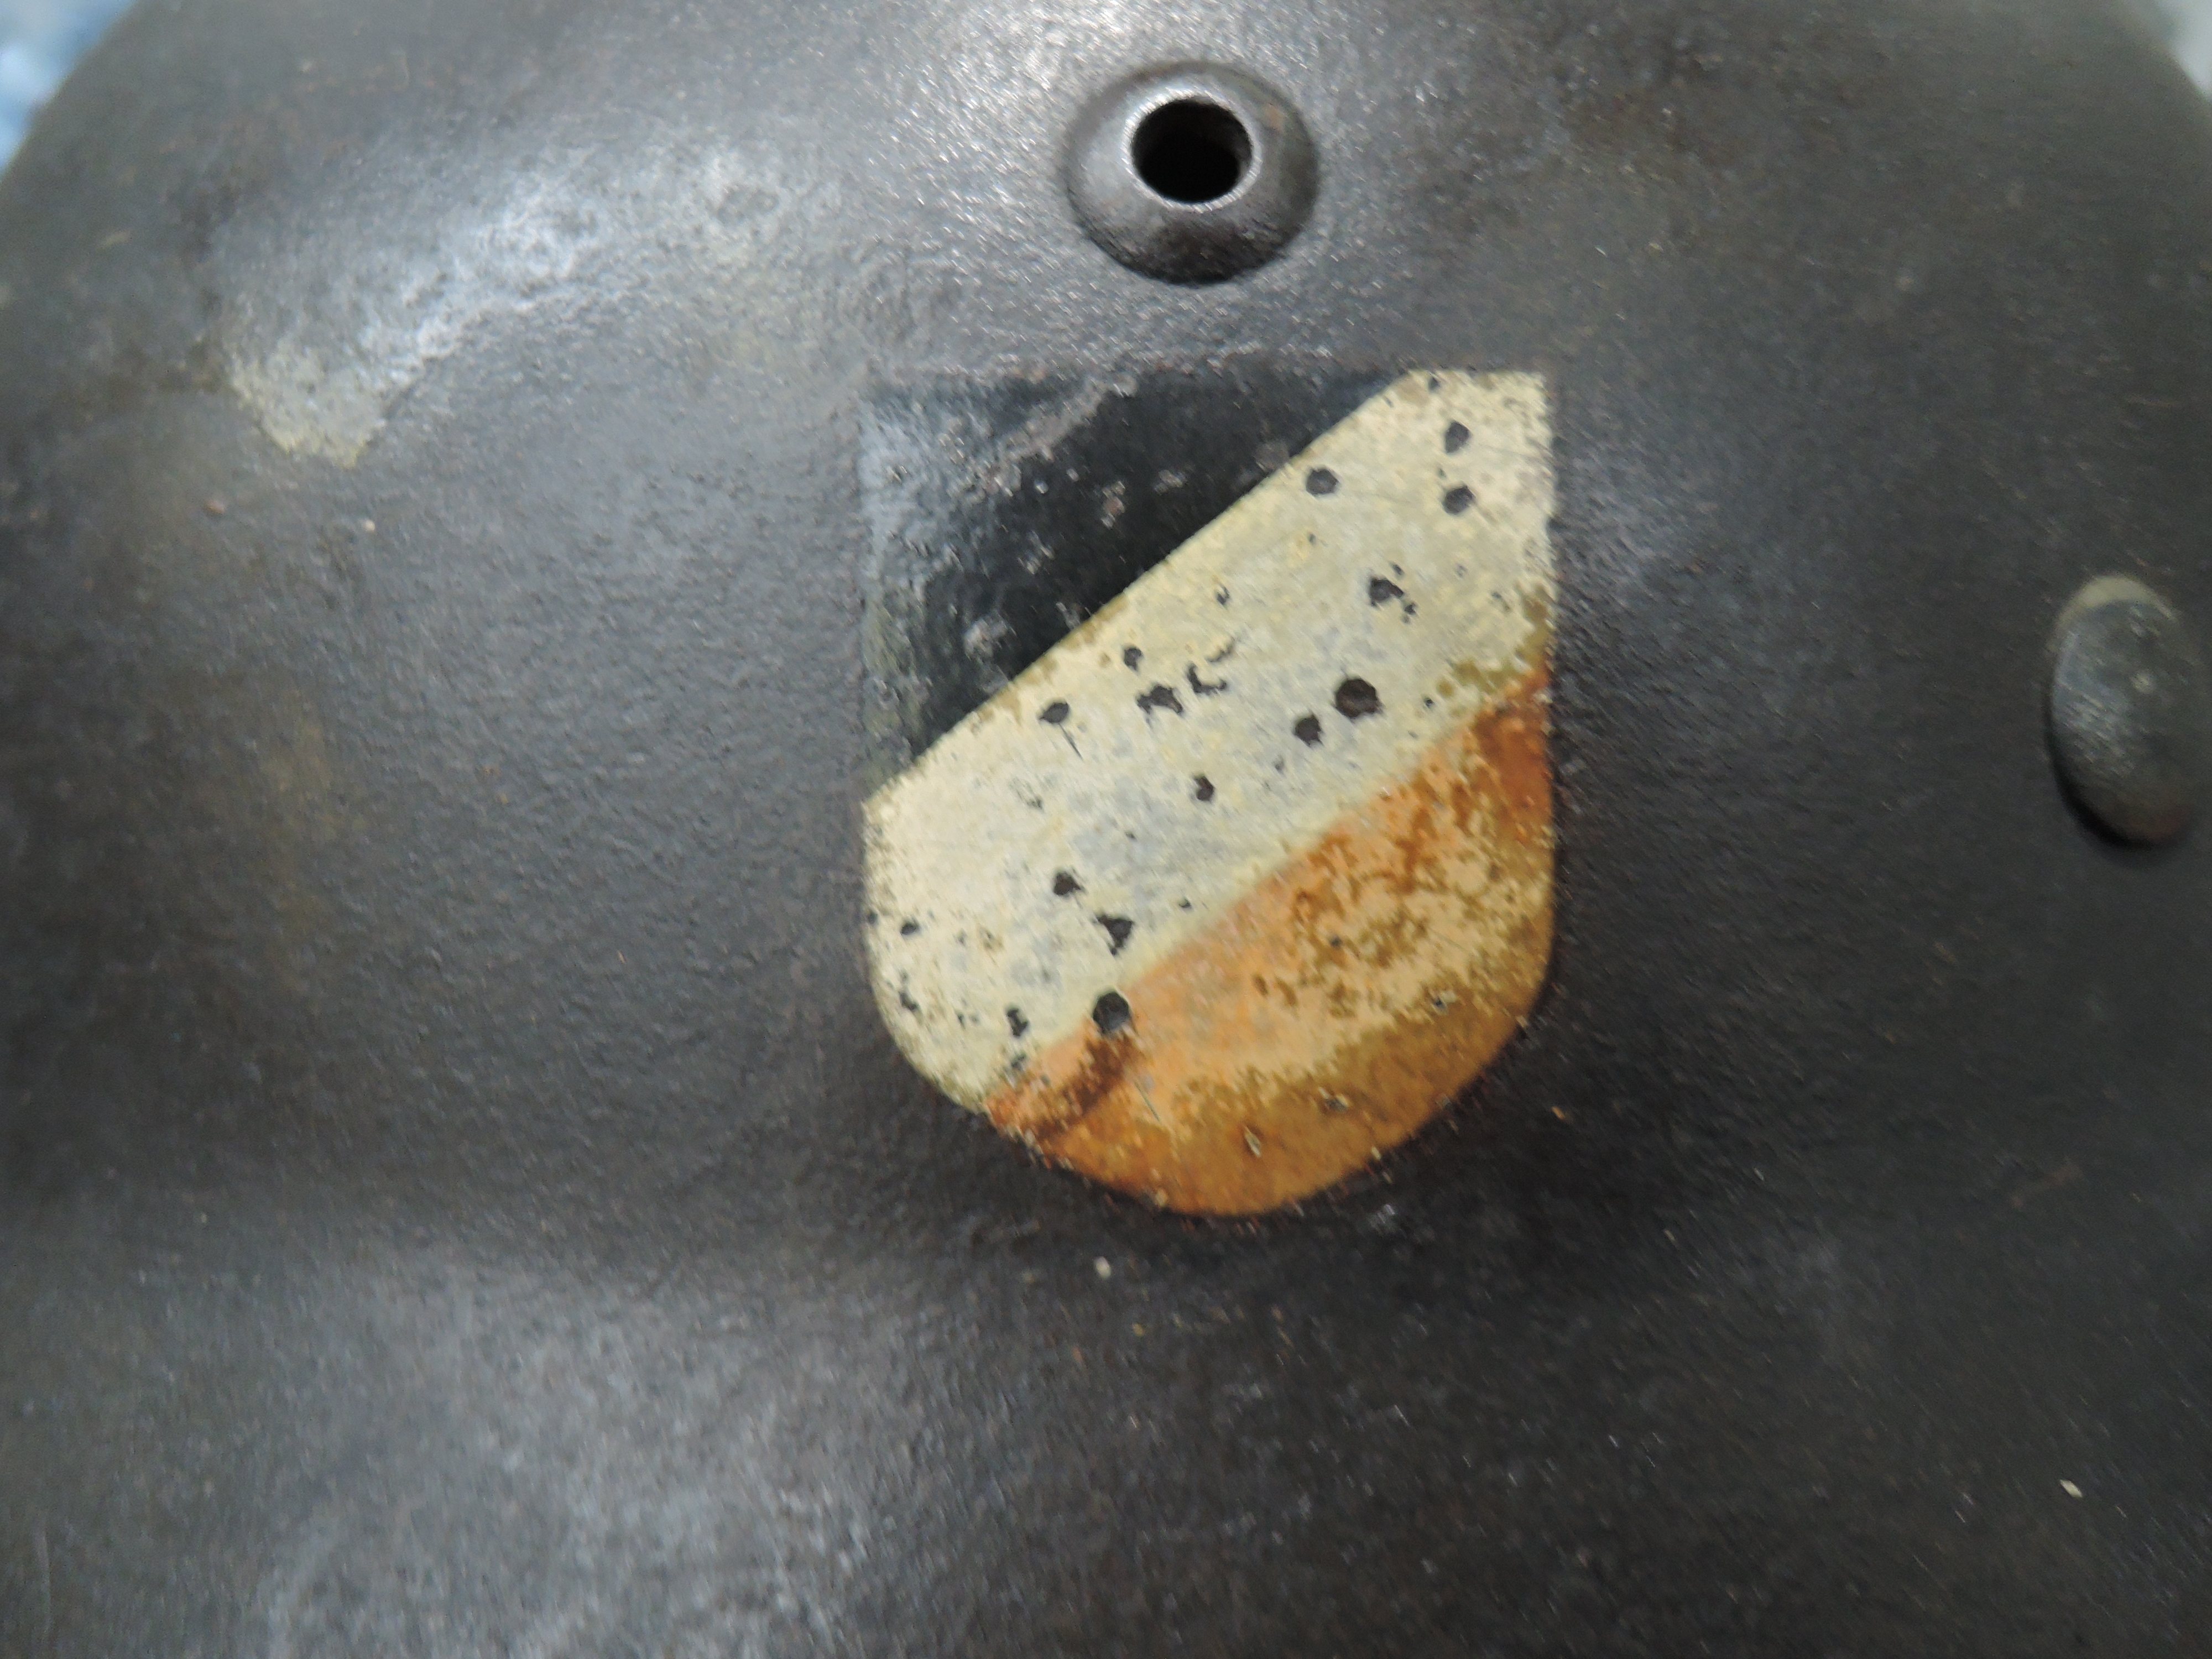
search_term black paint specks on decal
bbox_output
[1368,576,1405,606]
[1334,677,1383,720]
[1443,485,1476,515]
[900,920,923,936]
[1214,586,1232,607]
[864,372,1560,1216]
[1444,420,1471,454]
[1052,870,1083,897]
[1040,701,1071,725]
[1306,467,1339,496]
[858,367,1392,784]
[1007,1007,1030,1038]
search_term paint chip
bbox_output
[1334,677,1383,720]
[2061,1480,2083,1499]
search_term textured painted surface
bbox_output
[7,0,2212,1653]
[867,373,1554,1211]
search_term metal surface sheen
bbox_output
[2048,574,2211,844]
[1,0,2210,1652]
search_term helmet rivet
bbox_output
[2047,575,2212,846]
[1064,64,1317,285]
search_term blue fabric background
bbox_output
[0,0,133,164]
[2168,0,2212,82]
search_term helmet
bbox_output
[3,0,2210,1650]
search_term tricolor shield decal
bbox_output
[863,371,1554,1215]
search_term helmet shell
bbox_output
[1,0,2210,1650]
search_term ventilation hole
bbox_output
[1131,98,1254,205]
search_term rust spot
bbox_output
[1019,1025,1134,1146]
[985,669,1553,1214]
